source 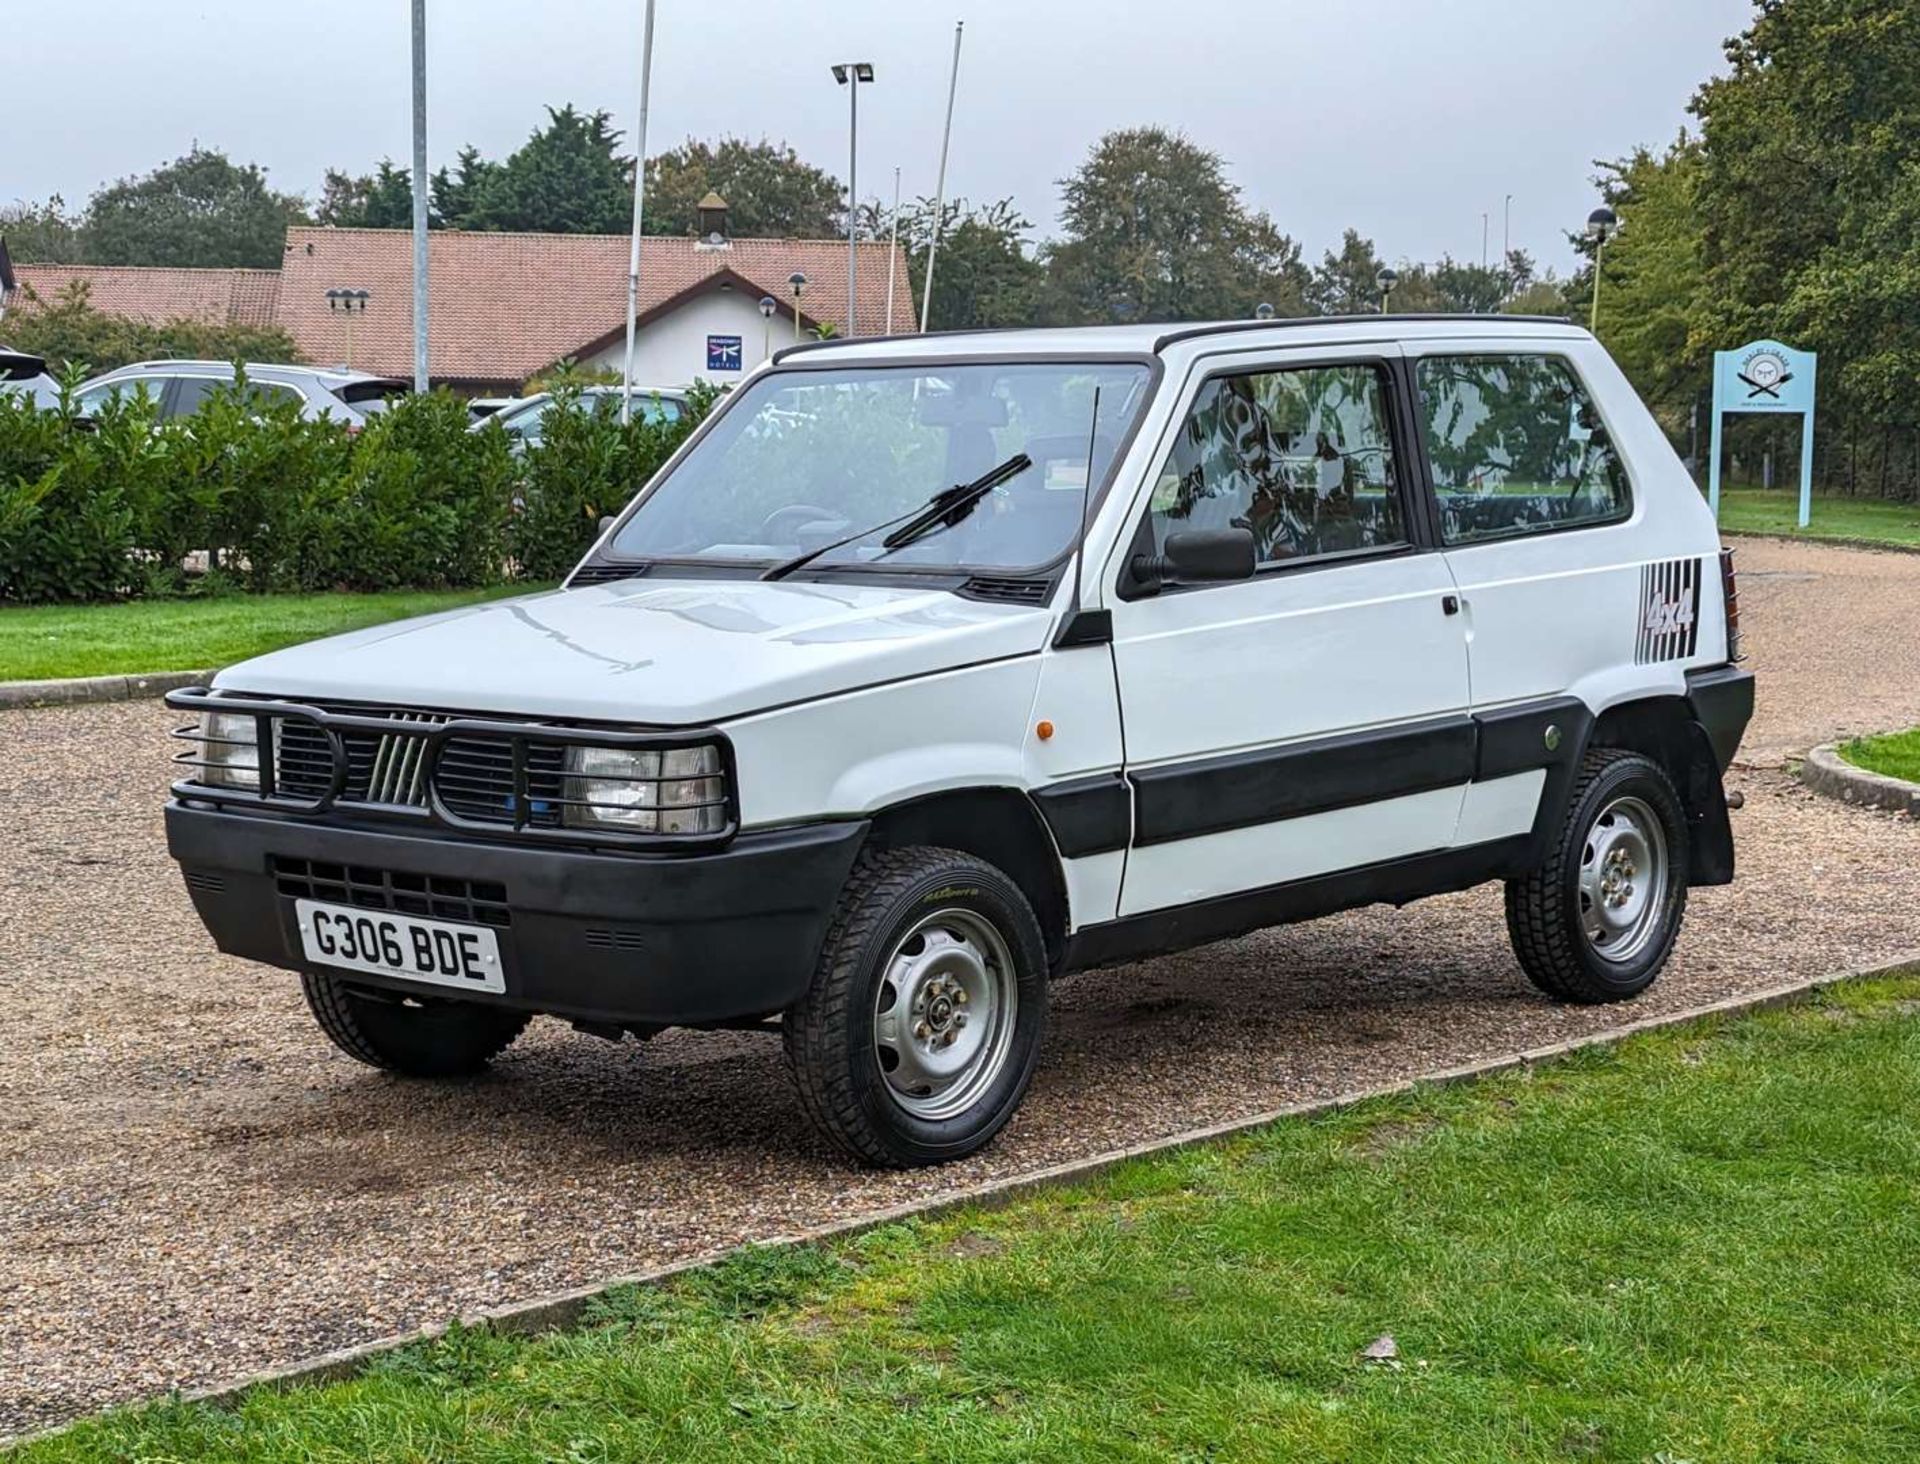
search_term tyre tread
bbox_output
[1505,747,1686,1004]
[300,971,529,1075]
[783,846,1034,1167]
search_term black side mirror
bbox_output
[1131,527,1257,592]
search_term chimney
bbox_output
[696,192,732,250]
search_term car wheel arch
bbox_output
[859,787,1071,974]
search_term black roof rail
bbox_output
[1150,313,1575,351]
[764,313,1578,367]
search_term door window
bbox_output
[1146,363,1406,566]
[74,377,165,415]
[1415,355,1632,545]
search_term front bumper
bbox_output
[166,802,868,1026]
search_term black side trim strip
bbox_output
[1065,835,1534,973]
[1684,665,1755,772]
[1031,773,1131,858]
[1129,715,1477,847]
[1475,696,1589,780]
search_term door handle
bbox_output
[1442,594,1461,616]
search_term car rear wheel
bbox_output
[1505,748,1690,1004]
[783,846,1048,1168]
[301,972,530,1077]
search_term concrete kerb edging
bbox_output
[12,952,1919,1451]
[1801,742,1920,817]
[1719,528,1920,557]
[0,668,211,711]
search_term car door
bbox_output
[1106,346,1474,919]
[1406,341,1696,845]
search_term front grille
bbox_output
[273,706,567,828]
[434,736,568,828]
[272,856,512,927]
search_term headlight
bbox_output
[561,743,727,834]
[197,710,261,790]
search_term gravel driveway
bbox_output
[6,535,1920,1438]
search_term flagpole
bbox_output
[885,166,901,334]
[918,20,963,334]
[409,0,429,392]
[621,0,658,425]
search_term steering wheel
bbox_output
[760,504,842,543]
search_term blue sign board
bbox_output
[1709,338,1817,526]
[706,334,743,373]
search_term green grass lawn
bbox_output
[21,976,1920,1463]
[0,586,539,682]
[1841,727,1920,784]
[1713,487,1920,548]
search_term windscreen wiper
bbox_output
[760,453,1033,582]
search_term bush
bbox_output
[0,373,714,605]
[508,383,715,581]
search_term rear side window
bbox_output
[174,378,303,416]
[1146,362,1406,567]
[1415,355,1631,546]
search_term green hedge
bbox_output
[0,376,715,603]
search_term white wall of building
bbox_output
[581,286,793,388]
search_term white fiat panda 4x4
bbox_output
[166,316,1753,1167]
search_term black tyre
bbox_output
[783,846,1049,1168]
[301,972,530,1077]
[1505,748,1689,1004]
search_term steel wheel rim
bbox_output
[1577,794,1670,965]
[872,907,1018,1121]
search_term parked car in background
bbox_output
[164,316,1752,1169]
[73,361,408,426]
[466,396,524,424]
[0,347,61,407]
[480,385,688,446]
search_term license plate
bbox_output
[294,899,506,994]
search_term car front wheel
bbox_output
[783,846,1049,1167]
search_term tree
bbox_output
[457,106,631,235]
[0,196,86,264]
[430,146,503,230]
[1686,0,1920,431]
[80,146,306,268]
[1306,229,1383,315]
[645,137,844,238]
[876,196,1049,330]
[1569,139,1710,413]
[1390,256,1513,315]
[1045,128,1309,324]
[316,161,415,229]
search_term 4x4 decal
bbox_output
[1637,557,1701,663]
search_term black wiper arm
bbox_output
[878,453,1031,555]
[760,453,1032,582]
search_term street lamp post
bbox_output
[788,272,808,343]
[831,62,874,339]
[758,295,777,361]
[1375,267,1398,314]
[1586,206,1619,335]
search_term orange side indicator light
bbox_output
[1035,720,1055,742]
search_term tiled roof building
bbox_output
[4,211,913,391]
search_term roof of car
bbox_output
[104,360,403,386]
[773,314,1586,367]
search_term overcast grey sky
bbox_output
[7,0,1749,274]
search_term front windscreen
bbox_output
[606,361,1153,576]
